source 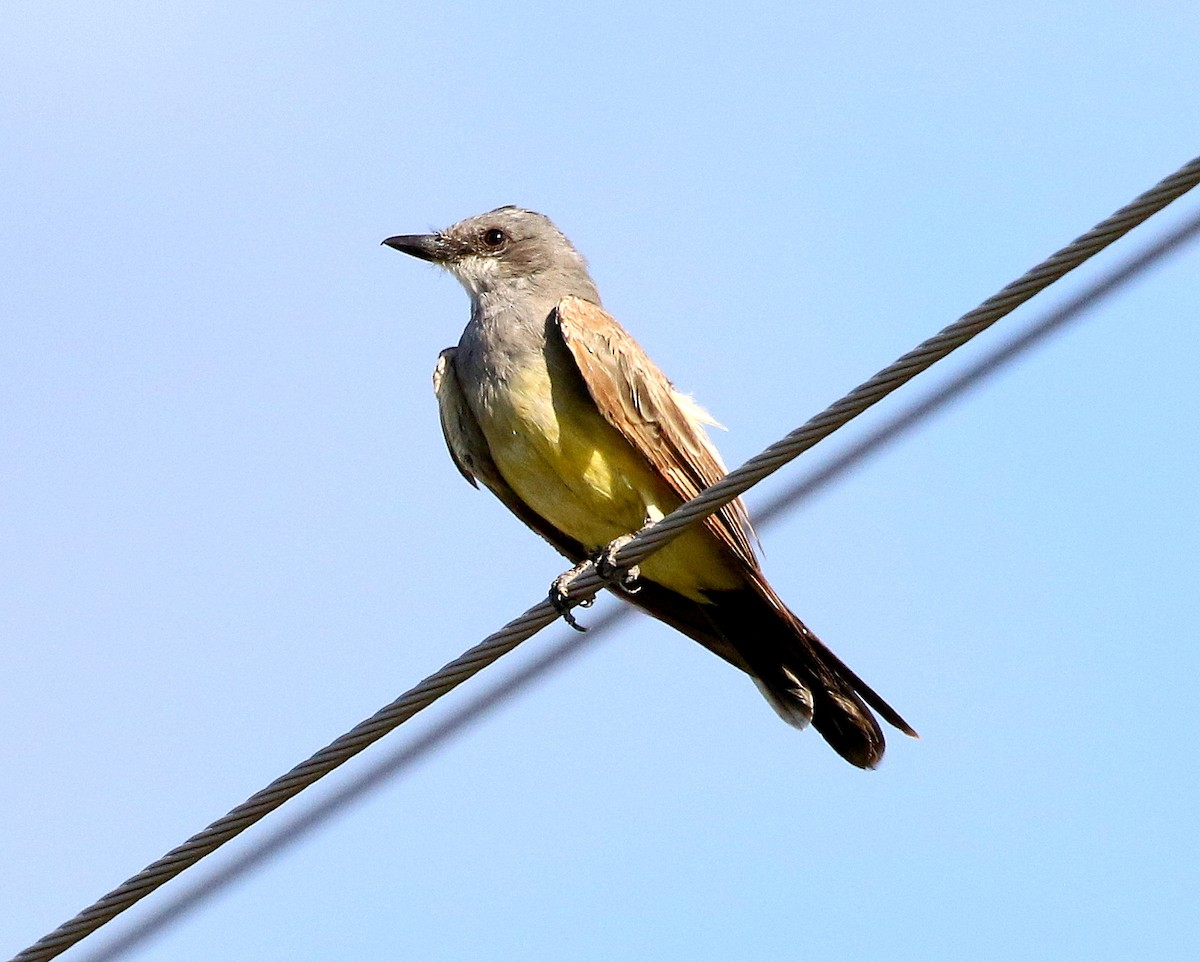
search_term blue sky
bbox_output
[3,3,1199,960]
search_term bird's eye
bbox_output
[482,227,506,248]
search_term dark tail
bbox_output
[624,579,917,769]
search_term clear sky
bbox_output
[3,3,1199,960]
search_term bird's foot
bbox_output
[548,562,595,632]
[596,534,641,594]
[547,536,641,631]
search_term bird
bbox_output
[383,206,916,767]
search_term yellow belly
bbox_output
[482,364,741,601]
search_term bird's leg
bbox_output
[547,535,641,631]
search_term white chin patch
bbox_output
[449,255,499,297]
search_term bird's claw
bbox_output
[596,534,641,594]
[549,563,594,632]
[547,535,641,631]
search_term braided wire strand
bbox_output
[612,157,1200,566]
[74,202,1200,962]
[10,154,1199,962]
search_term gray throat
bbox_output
[455,277,598,394]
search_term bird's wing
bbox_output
[554,295,758,569]
[433,348,587,561]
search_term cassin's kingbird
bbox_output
[385,207,915,767]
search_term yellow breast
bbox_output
[481,363,741,601]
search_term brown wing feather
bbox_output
[435,340,915,759]
[553,296,757,570]
[433,348,587,561]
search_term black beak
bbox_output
[381,233,447,263]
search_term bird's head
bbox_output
[384,206,599,304]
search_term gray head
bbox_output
[383,206,601,306]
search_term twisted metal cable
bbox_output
[605,155,1200,571]
[10,154,1199,962]
[73,198,1200,962]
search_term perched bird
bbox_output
[384,207,915,767]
